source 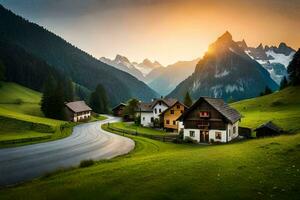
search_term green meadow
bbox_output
[0,86,299,200]
[0,82,71,147]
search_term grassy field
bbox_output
[231,86,300,133]
[109,121,166,135]
[0,86,299,200]
[0,82,71,147]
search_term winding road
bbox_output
[0,116,135,186]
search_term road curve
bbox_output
[0,116,135,186]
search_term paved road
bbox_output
[0,116,135,186]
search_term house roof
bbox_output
[159,101,187,116]
[150,98,177,109]
[179,97,241,123]
[65,101,92,113]
[136,98,177,112]
[112,103,127,111]
[254,121,283,133]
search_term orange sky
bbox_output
[1,0,300,65]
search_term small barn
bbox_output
[112,103,127,117]
[254,121,283,137]
[65,101,92,122]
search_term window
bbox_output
[177,105,180,109]
[159,102,161,105]
[181,110,183,114]
[166,120,170,124]
[189,131,195,137]
[170,110,174,114]
[154,108,157,114]
[159,109,161,113]
[173,121,176,125]
[143,117,145,121]
[200,111,210,118]
[233,126,236,134]
[215,132,222,140]
[151,117,154,122]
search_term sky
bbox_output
[1,0,300,66]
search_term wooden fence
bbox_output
[107,123,178,142]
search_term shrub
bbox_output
[79,159,95,168]
[184,136,198,144]
[210,139,215,143]
[14,98,23,104]
[271,100,284,107]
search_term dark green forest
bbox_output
[0,5,158,106]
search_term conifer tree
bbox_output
[279,76,288,90]
[287,49,300,86]
[184,92,193,107]
[89,84,109,114]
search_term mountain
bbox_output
[0,5,158,105]
[168,31,278,101]
[134,59,163,76]
[240,41,296,84]
[0,40,59,92]
[99,55,145,81]
[145,58,200,96]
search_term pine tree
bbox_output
[0,60,5,86]
[41,75,68,120]
[287,49,300,86]
[41,75,57,118]
[89,84,109,114]
[279,76,288,90]
[63,77,74,102]
[123,98,139,120]
[184,92,193,107]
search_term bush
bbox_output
[210,139,215,143]
[271,100,284,107]
[184,136,198,144]
[79,159,95,168]
[14,98,23,104]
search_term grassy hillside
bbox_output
[0,82,71,147]
[231,86,300,133]
[1,86,299,199]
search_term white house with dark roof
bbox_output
[179,97,241,143]
[65,101,92,122]
[137,98,177,127]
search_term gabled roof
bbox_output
[112,103,127,111]
[179,97,241,123]
[137,98,177,112]
[151,98,177,108]
[65,101,92,113]
[137,102,153,112]
[159,101,188,116]
[254,121,283,133]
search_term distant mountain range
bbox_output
[100,55,199,96]
[0,5,158,105]
[168,31,279,101]
[146,59,200,96]
[99,55,163,80]
[238,41,295,84]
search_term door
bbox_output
[200,131,209,143]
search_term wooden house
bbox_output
[254,121,283,137]
[179,97,241,143]
[136,98,177,127]
[159,101,187,132]
[65,101,92,122]
[112,103,127,117]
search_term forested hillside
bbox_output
[0,5,158,105]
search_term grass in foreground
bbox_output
[108,122,166,135]
[0,129,299,200]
